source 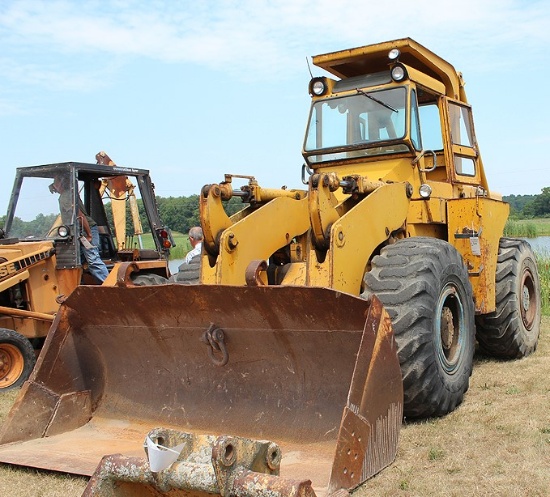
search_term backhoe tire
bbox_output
[0,328,36,391]
[475,238,541,359]
[131,273,169,286]
[362,237,475,419]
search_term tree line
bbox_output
[504,188,550,218]
[3,189,549,239]
[0,195,246,238]
[156,190,550,232]
[147,195,245,234]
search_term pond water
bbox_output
[169,259,184,274]
[524,237,550,254]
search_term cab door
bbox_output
[446,99,484,187]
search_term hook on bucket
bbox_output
[201,323,229,367]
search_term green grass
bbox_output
[140,231,191,259]
[504,220,538,237]
[537,252,550,316]
[167,232,192,259]
[505,217,550,237]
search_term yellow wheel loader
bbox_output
[0,39,541,497]
[0,158,174,390]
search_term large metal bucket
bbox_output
[0,284,402,496]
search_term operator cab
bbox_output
[302,39,485,192]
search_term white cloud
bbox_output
[2,0,549,79]
[1,0,549,165]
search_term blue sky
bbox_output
[1,0,549,216]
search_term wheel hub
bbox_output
[0,348,13,379]
[436,284,465,374]
[520,270,536,328]
[522,286,530,311]
[0,343,24,386]
[440,307,455,350]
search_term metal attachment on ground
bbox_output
[83,429,315,497]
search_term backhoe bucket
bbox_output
[0,284,402,497]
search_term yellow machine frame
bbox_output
[200,39,509,314]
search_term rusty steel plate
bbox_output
[0,284,402,495]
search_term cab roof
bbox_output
[15,162,151,180]
[312,37,465,101]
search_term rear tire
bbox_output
[131,273,169,286]
[0,328,36,391]
[475,238,541,359]
[362,238,475,418]
[168,258,200,285]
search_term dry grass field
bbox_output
[0,318,548,496]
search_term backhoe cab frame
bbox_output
[3,162,173,287]
[0,160,173,389]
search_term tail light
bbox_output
[157,228,172,249]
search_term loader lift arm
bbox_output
[96,151,146,251]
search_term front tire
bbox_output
[0,328,36,390]
[362,238,475,418]
[475,238,541,359]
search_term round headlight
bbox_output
[309,77,328,96]
[312,81,326,95]
[391,64,407,82]
[388,48,400,61]
[57,225,69,237]
[419,184,432,199]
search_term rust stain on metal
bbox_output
[0,285,402,496]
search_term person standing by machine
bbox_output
[51,174,109,283]
[169,226,203,284]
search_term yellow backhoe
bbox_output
[0,155,173,389]
[0,39,541,497]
